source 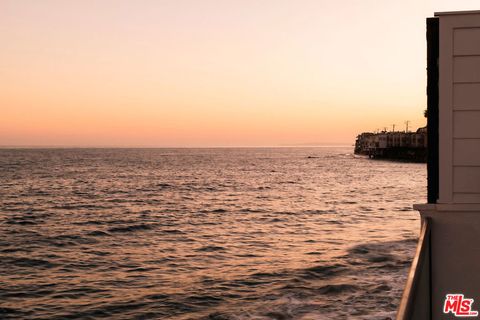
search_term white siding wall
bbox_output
[440,14,480,203]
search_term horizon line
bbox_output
[0,144,353,149]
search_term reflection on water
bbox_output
[0,147,425,319]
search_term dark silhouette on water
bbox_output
[354,127,427,162]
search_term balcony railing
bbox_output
[396,218,431,320]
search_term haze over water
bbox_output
[0,147,425,319]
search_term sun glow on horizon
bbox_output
[1,0,478,147]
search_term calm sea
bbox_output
[0,147,425,319]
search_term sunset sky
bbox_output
[1,0,479,147]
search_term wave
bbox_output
[3,257,57,269]
[108,224,153,233]
[195,245,226,252]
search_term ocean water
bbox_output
[0,147,425,319]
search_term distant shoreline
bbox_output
[0,145,352,149]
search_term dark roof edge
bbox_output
[435,10,480,16]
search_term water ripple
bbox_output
[0,147,424,319]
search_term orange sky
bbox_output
[1,0,479,147]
